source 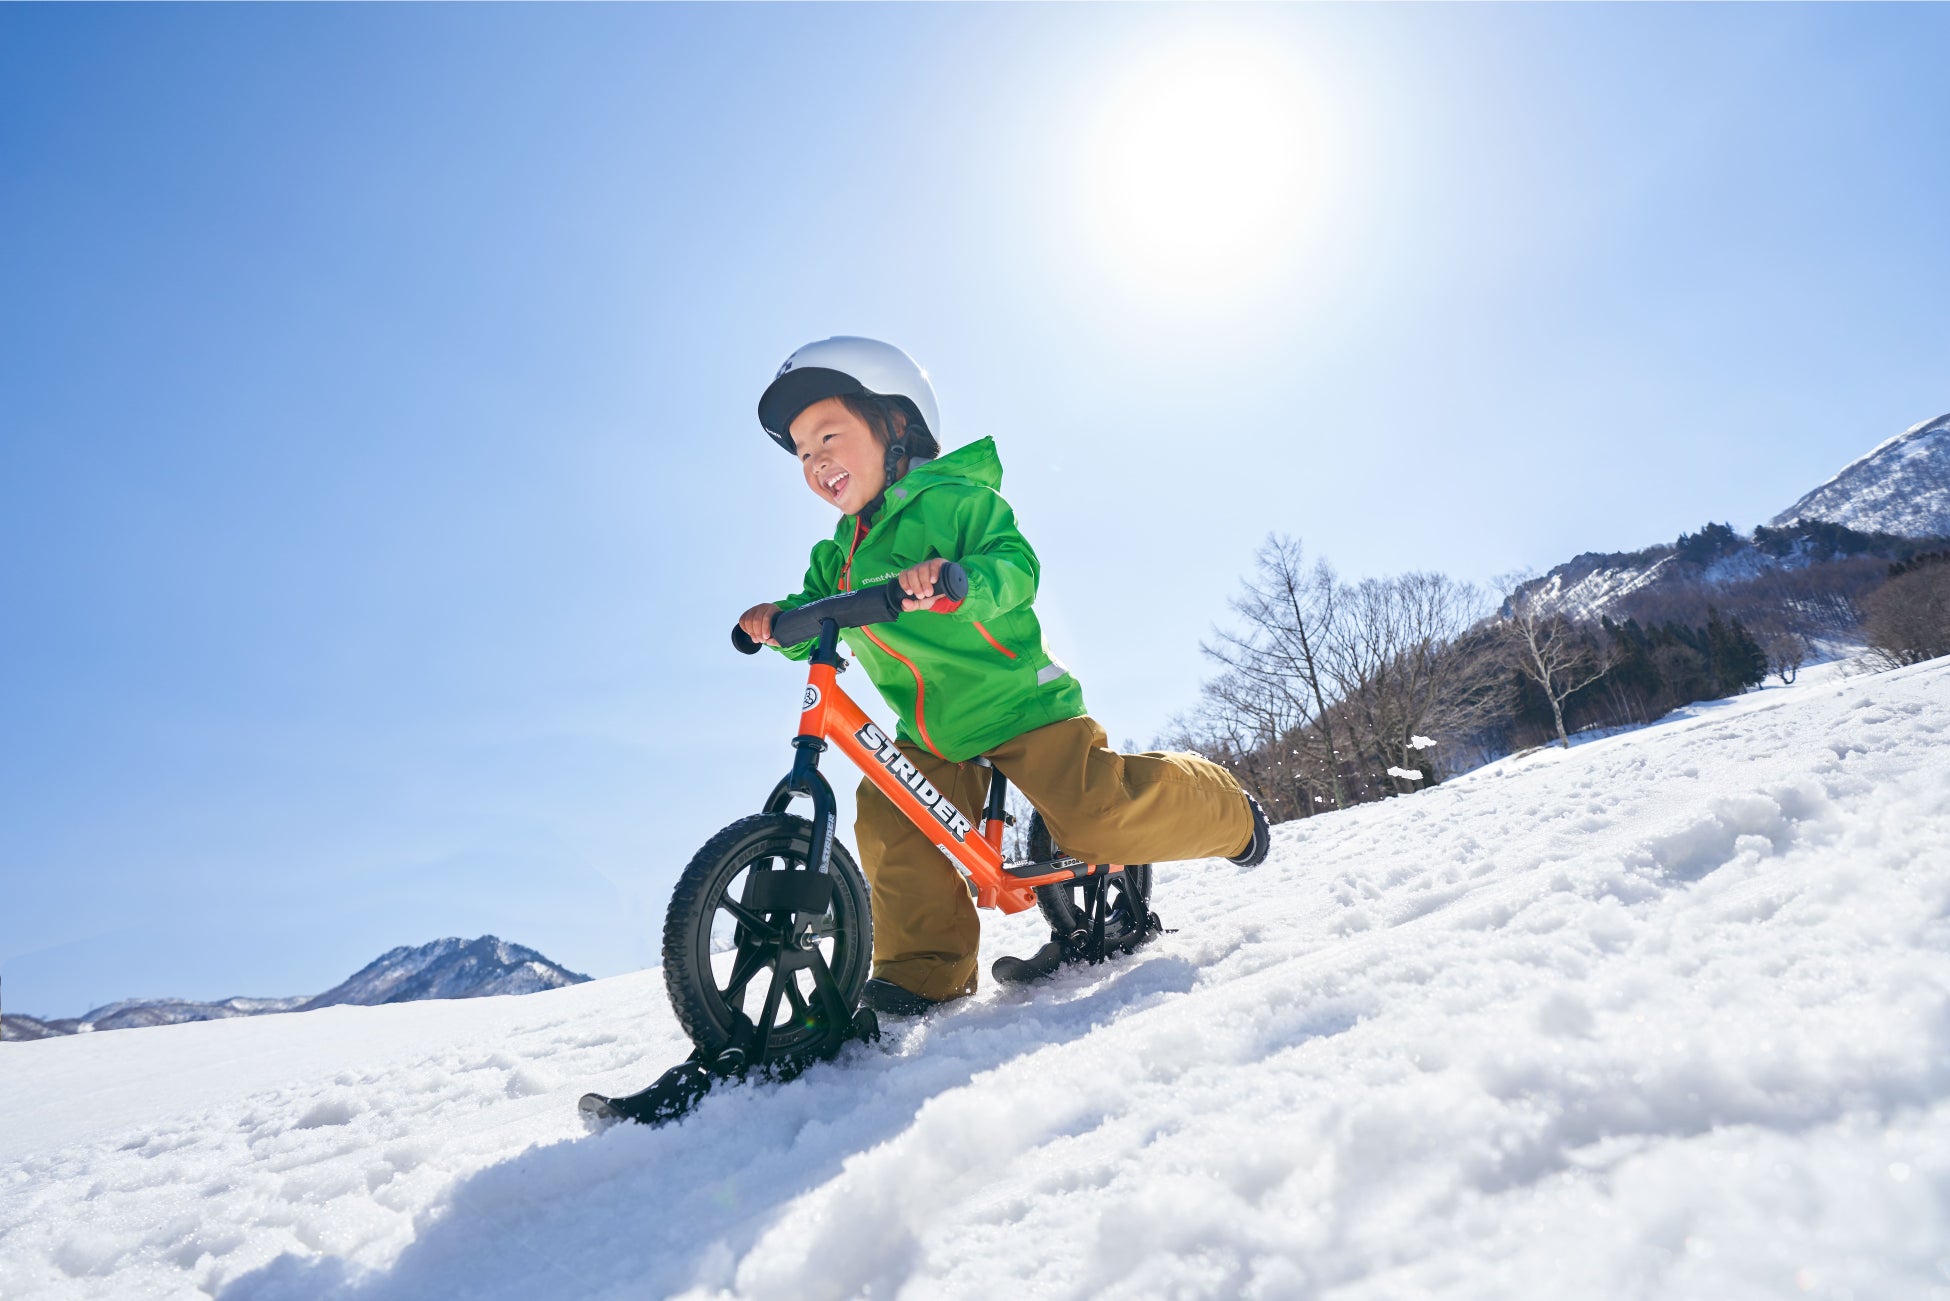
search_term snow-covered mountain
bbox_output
[1519,411,1950,620]
[1,995,311,1040]
[3,658,1946,1298]
[302,936,589,1009]
[1,936,586,1040]
[1772,411,1950,538]
[1514,517,1930,622]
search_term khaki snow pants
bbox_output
[853,715,1253,1003]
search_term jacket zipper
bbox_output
[840,518,946,759]
[972,621,1016,659]
[858,627,945,759]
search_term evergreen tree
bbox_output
[1724,615,1768,691]
[1704,607,1767,696]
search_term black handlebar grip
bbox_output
[735,561,971,655]
[935,561,968,604]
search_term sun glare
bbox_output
[1075,40,1330,301]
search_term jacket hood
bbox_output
[902,436,1001,493]
[845,436,1002,535]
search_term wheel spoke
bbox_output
[717,896,778,940]
[758,969,787,1028]
[720,943,769,1006]
[753,964,788,1058]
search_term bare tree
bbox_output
[1862,561,1950,669]
[1321,572,1490,785]
[1162,674,1312,820]
[1762,630,1810,684]
[1201,536,1350,810]
[1493,571,1614,749]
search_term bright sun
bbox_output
[1076,39,1329,299]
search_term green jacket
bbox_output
[773,437,1087,762]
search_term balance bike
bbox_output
[579,563,1160,1125]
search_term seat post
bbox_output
[981,762,1010,827]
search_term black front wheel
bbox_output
[662,813,873,1066]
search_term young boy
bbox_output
[739,337,1268,1016]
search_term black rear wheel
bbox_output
[1027,810,1155,944]
[662,813,872,1066]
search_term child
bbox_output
[739,336,1268,1015]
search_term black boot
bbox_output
[859,977,941,1018]
[1228,796,1270,868]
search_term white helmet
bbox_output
[757,336,940,454]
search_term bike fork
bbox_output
[755,733,874,1063]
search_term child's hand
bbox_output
[896,558,952,612]
[738,602,781,646]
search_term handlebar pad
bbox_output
[733,561,968,655]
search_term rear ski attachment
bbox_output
[992,867,1167,987]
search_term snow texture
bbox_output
[1773,412,1950,539]
[3,659,1948,1299]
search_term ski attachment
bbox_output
[579,1005,880,1128]
[992,866,1167,987]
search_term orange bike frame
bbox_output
[791,657,1121,915]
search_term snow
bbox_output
[1524,412,1950,623]
[9,938,589,1042]
[303,937,589,1010]
[4,659,1949,1299]
[1408,735,1437,751]
[1528,554,1675,621]
[1385,766,1424,781]
[1770,411,1950,539]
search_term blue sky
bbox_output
[4,4,1947,1017]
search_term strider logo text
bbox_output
[854,721,974,840]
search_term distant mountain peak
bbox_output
[301,935,590,1010]
[1771,412,1950,539]
[4,936,589,1040]
[1512,413,1950,623]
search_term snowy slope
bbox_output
[3,659,1948,1299]
[1772,412,1950,538]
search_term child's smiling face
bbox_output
[790,396,887,516]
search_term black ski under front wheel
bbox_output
[662,812,873,1066]
[1027,811,1154,939]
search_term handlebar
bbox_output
[732,562,968,655]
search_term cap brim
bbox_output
[757,368,869,448]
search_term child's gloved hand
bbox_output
[738,602,782,647]
[897,558,952,612]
